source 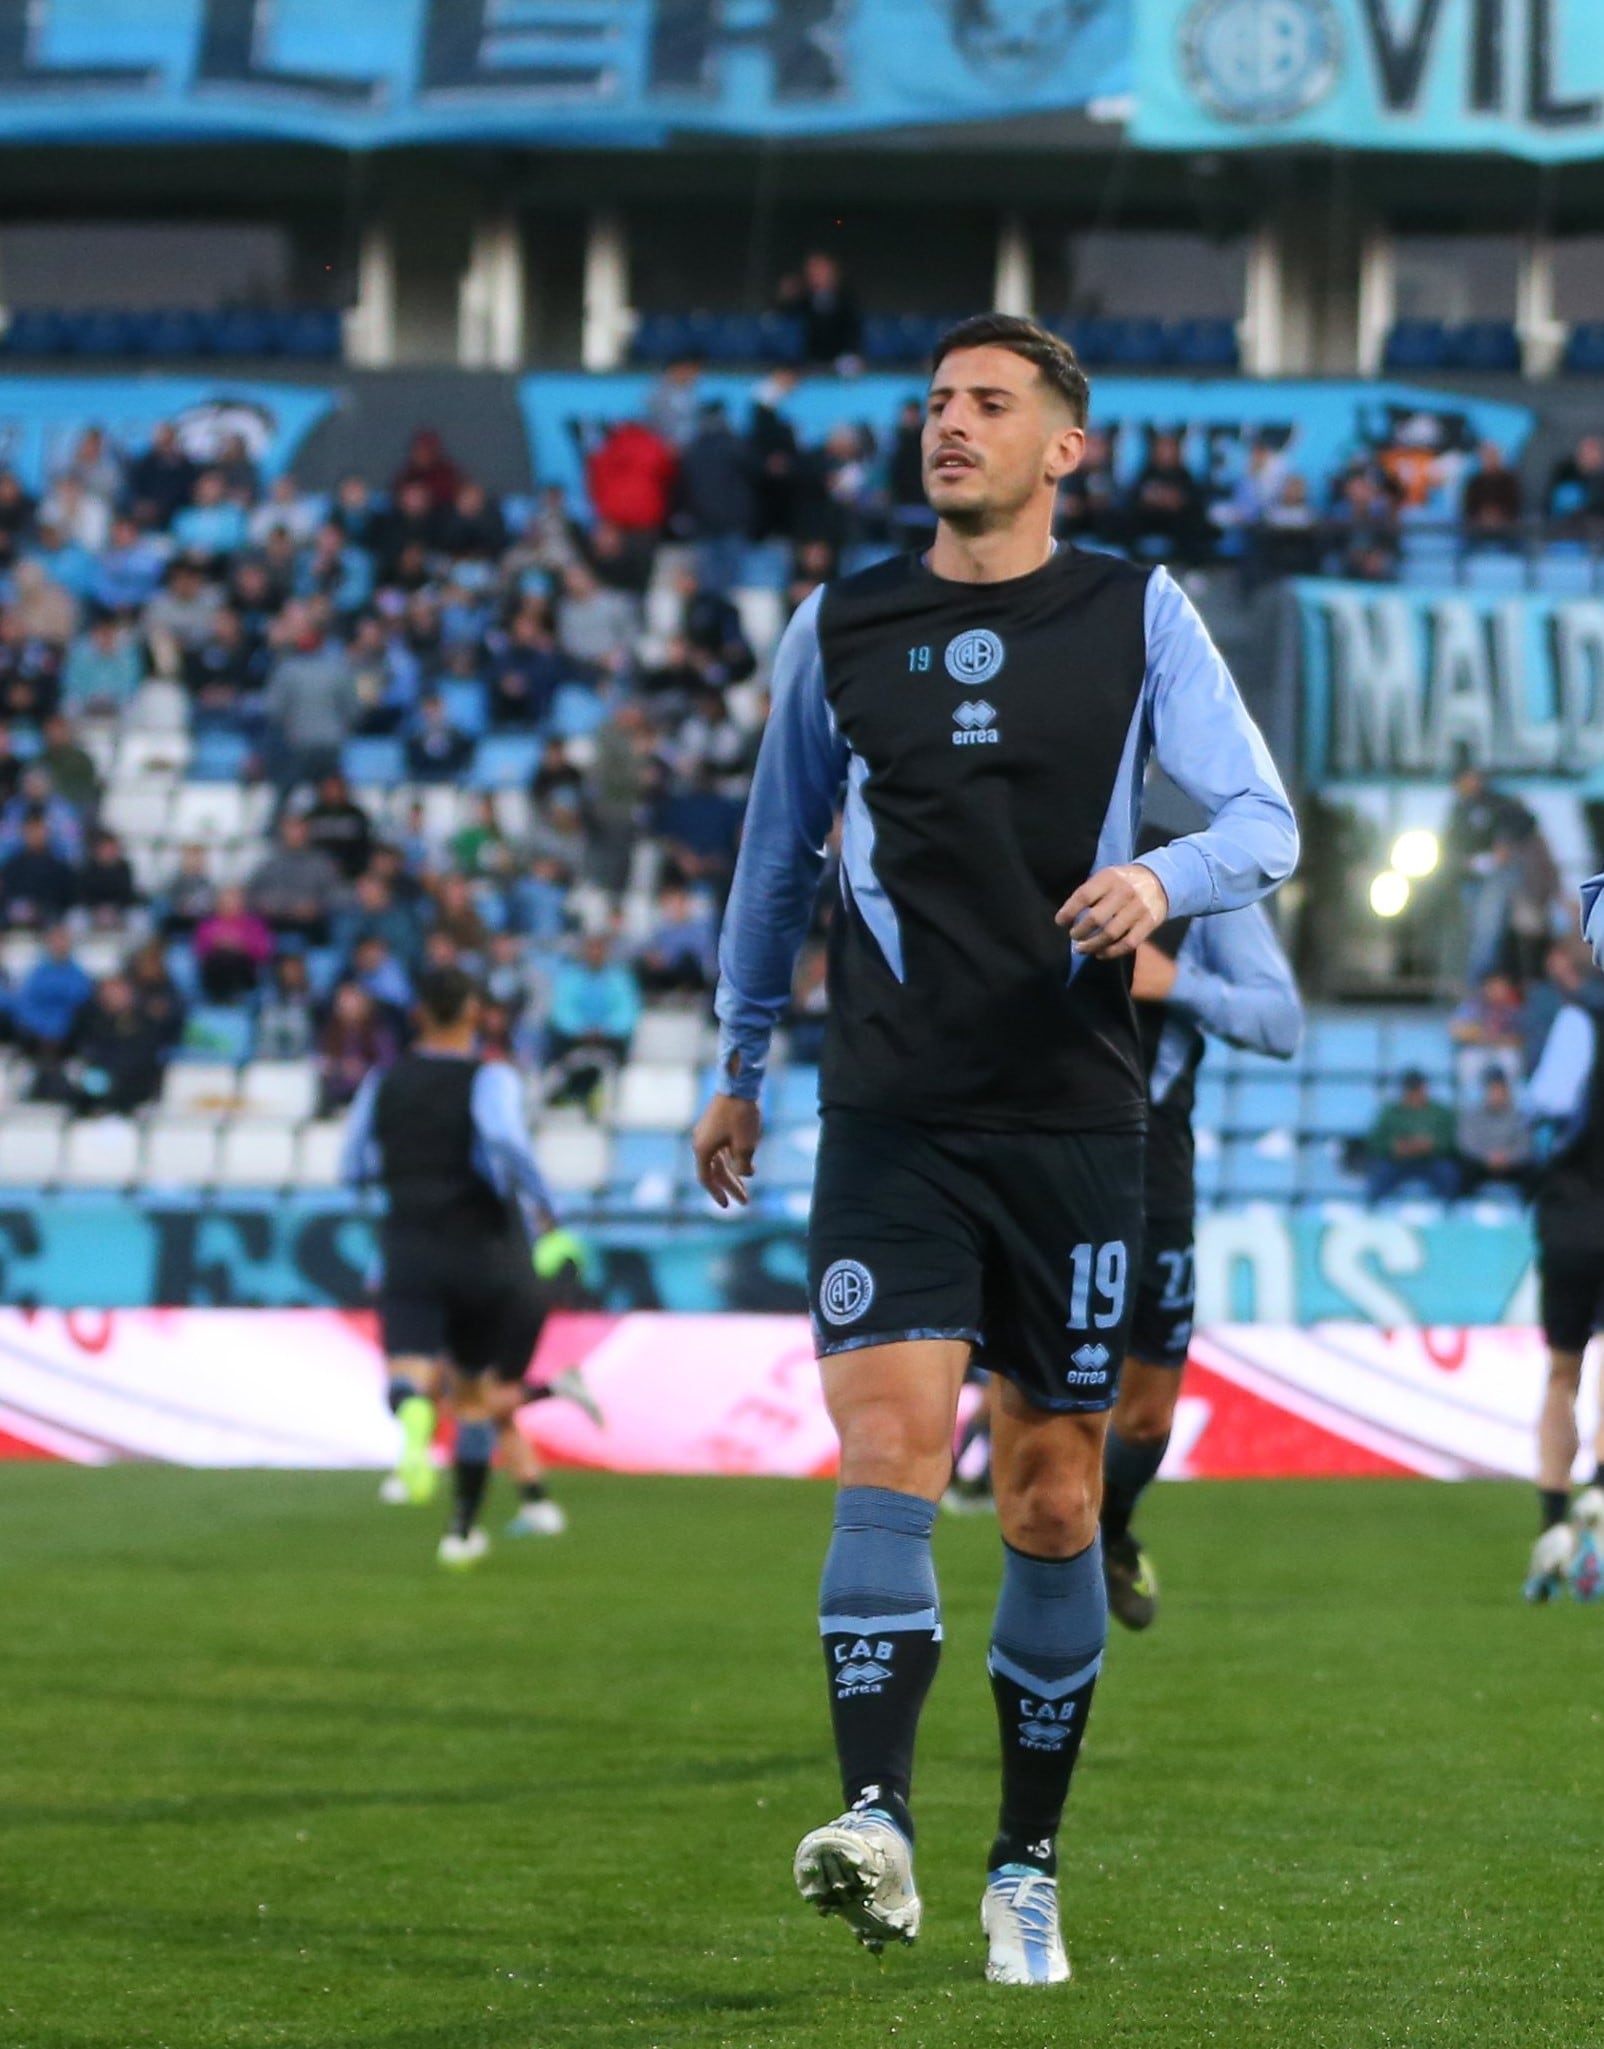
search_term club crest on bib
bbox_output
[820,1258,875,1326]
[944,628,1005,687]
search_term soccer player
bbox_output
[1521,983,1604,1602]
[1100,875,1303,1629]
[692,314,1298,1985]
[340,966,592,1566]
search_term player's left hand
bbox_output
[1056,863,1170,960]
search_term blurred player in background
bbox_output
[340,965,599,1567]
[1100,844,1303,1629]
[694,314,1297,1986]
[1521,946,1604,1603]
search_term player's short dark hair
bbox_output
[930,314,1090,427]
[415,966,477,1029]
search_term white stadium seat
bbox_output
[58,1117,141,1189]
[163,1063,243,1116]
[295,1121,346,1188]
[72,934,126,980]
[214,1120,298,1190]
[170,784,248,842]
[236,1061,319,1123]
[534,1124,612,1194]
[733,585,784,662]
[632,1010,712,1066]
[142,1120,221,1188]
[103,784,175,839]
[613,1062,698,1133]
[0,1121,63,1187]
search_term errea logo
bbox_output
[952,699,999,747]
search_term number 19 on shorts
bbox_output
[1067,1240,1127,1331]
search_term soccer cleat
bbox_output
[1103,1530,1159,1631]
[504,1498,568,1538]
[982,1866,1071,1986]
[437,1528,490,1571]
[793,1808,922,1953]
[940,1478,996,1518]
[377,1472,412,1506]
[544,1366,605,1432]
[395,1395,438,1504]
[1523,1522,1576,1603]
[1570,1488,1604,1602]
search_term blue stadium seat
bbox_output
[470,734,542,788]
[756,312,804,364]
[1562,322,1604,375]
[737,540,790,590]
[1303,1076,1376,1137]
[1382,1019,1455,1085]
[1447,320,1521,373]
[1105,318,1168,369]
[1534,546,1596,597]
[1,308,69,355]
[609,1130,682,1204]
[207,309,278,358]
[1222,1136,1297,1201]
[550,683,607,740]
[1462,550,1527,595]
[68,310,139,358]
[440,680,489,739]
[1296,1139,1367,1204]
[764,1125,820,1190]
[628,312,688,365]
[1307,1015,1384,1074]
[1383,320,1451,372]
[341,736,404,785]
[1169,317,1239,371]
[1231,1074,1302,1135]
[1193,1067,1228,1135]
[133,308,207,358]
[179,1005,255,1064]
[189,731,253,782]
[863,314,911,365]
[768,1065,820,1129]
[1194,1136,1224,1205]
[1063,317,1119,366]
[303,946,344,1001]
[278,308,342,360]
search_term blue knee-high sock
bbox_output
[987,1538,1106,1876]
[819,1486,942,1842]
[1101,1426,1170,1543]
[451,1417,496,1538]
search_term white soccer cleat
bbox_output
[505,1498,568,1538]
[377,1473,411,1506]
[544,1366,606,1432]
[1569,1489,1604,1602]
[1571,1485,1604,1530]
[793,1808,921,1952]
[437,1528,491,1570]
[982,1866,1071,1986]
[1524,1522,1576,1603]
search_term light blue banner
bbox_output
[521,371,1533,517]
[0,1195,1537,1325]
[0,377,334,492]
[1299,578,1604,786]
[1134,0,1604,161]
[0,1,1128,147]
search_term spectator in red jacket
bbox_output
[392,428,462,511]
[586,420,678,543]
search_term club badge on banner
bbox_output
[0,378,333,492]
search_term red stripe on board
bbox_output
[1181,1361,1416,1479]
[0,1426,62,1461]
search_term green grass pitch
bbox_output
[1,1467,1599,2049]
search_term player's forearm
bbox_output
[1138,794,1299,919]
[1169,956,1302,1057]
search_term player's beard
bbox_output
[931,460,1040,536]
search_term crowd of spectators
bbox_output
[0,413,847,1126]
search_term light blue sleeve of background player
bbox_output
[1170,902,1304,1059]
[714,585,849,1101]
[1134,569,1300,919]
[469,1061,557,1225]
[1525,1004,1595,1130]
[1581,874,1604,967]
[337,1068,382,1186]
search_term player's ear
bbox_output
[1044,423,1086,486]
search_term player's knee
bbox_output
[836,1399,951,1492]
[1001,1461,1101,1559]
[1114,1386,1175,1445]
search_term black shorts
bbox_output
[807,1107,1144,1414]
[1129,1212,1197,1371]
[378,1229,548,1383]
[1537,1209,1604,1354]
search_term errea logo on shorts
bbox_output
[945,628,1005,687]
[819,1259,875,1327]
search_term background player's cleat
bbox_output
[377,1472,411,1506]
[981,1866,1071,1986]
[543,1366,605,1432]
[1571,1485,1604,1531]
[437,1529,490,1570]
[1523,1522,1576,1603]
[504,1499,568,1538]
[1570,1488,1604,1602]
[793,1809,921,1952]
[1103,1530,1159,1630]
[940,1478,995,1517]
[395,1395,438,1504]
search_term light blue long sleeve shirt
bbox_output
[1150,900,1303,1105]
[339,1056,557,1226]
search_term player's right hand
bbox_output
[692,1093,761,1209]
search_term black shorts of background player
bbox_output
[693,312,1298,1981]
[341,966,597,1565]
[1100,885,1301,1632]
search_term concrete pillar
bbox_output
[459,213,526,370]
[1241,224,1285,377]
[1519,231,1562,377]
[1356,224,1393,376]
[993,214,1033,318]
[343,219,396,368]
[581,209,630,372]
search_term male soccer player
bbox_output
[1100,879,1303,1629]
[340,966,592,1566]
[692,314,1298,1985]
[1521,979,1604,1603]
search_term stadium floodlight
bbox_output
[1369,870,1411,918]
[1390,829,1440,881]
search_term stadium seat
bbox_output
[534,1124,612,1194]
[189,731,253,783]
[733,586,784,662]
[143,1119,221,1188]
[614,1062,698,1132]
[1446,320,1521,373]
[0,1119,63,1187]
[136,308,207,358]
[440,680,489,738]
[470,735,543,789]
[0,308,70,356]
[1303,1076,1376,1137]
[608,1129,681,1206]
[68,309,140,358]
[1170,317,1240,370]
[768,1065,820,1129]
[1462,550,1527,595]
[1106,318,1169,368]
[1562,322,1604,375]
[103,784,175,839]
[59,1117,141,1189]
[1534,546,1596,596]
[550,684,607,740]
[1383,319,1451,371]
[295,1121,345,1188]
[236,1061,318,1123]
[1306,1015,1384,1074]
[341,737,405,786]
[163,1062,244,1116]
[632,1010,712,1066]
[170,783,248,842]
[1296,1139,1367,1204]
[756,312,804,364]
[1222,1134,1298,1201]
[214,1120,297,1189]
[206,308,278,358]
[1382,1020,1455,1084]
[1232,1074,1302,1134]
[279,307,343,360]
[178,1006,255,1065]
[763,1122,819,1190]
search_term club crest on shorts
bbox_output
[944,628,1005,687]
[820,1258,875,1326]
